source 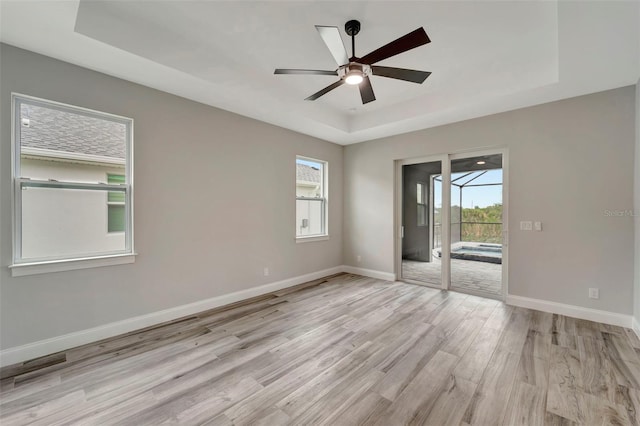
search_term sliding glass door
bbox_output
[398,150,506,299]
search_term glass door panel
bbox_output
[450,154,503,297]
[401,160,443,286]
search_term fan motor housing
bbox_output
[337,62,371,80]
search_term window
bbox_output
[296,156,327,239]
[11,94,134,275]
[417,182,427,226]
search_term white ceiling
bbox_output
[1,1,638,145]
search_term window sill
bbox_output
[9,253,137,277]
[296,235,330,244]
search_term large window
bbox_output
[11,94,133,275]
[296,156,327,239]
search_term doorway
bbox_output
[397,150,507,300]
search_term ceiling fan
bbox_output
[274,20,431,104]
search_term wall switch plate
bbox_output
[589,288,599,299]
[520,221,533,231]
[263,267,269,277]
[534,221,542,231]
[356,255,362,263]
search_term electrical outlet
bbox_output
[520,221,532,231]
[357,255,362,263]
[263,267,269,277]
[534,221,542,231]
[588,288,599,299]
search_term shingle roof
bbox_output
[20,103,126,159]
[296,163,320,183]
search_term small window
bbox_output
[296,156,327,239]
[12,94,133,267]
[417,182,427,226]
[107,174,125,233]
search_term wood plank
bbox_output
[318,391,391,426]
[483,304,513,330]
[577,335,616,402]
[602,331,640,363]
[0,352,66,381]
[624,328,640,349]
[453,325,502,384]
[223,344,352,425]
[371,328,444,401]
[529,310,553,334]
[516,353,549,388]
[420,374,476,426]
[288,368,384,425]
[614,384,640,425]
[275,342,385,420]
[574,318,604,340]
[609,355,640,390]
[0,390,85,425]
[441,317,485,358]
[544,411,578,426]
[502,381,546,426]
[552,314,577,336]
[461,348,520,425]
[373,350,459,425]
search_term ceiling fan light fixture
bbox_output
[338,63,370,85]
[345,70,364,85]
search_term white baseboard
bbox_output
[506,295,633,328]
[633,317,640,339]
[341,265,396,282]
[0,266,344,368]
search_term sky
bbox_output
[296,158,322,169]
[435,169,503,208]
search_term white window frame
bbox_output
[296,155,329,242]
[417,181,427,227]
[9,93,135,276]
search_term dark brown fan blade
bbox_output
[274,69,338,76]
[359,76,376,104]
[305,80,345,101]
[359,28,430,65]
[371,66,431,83]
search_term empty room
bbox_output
[1,1,640,425]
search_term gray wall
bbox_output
[344,87,636,314]
[0,44,343,350]
[635,80,640,325]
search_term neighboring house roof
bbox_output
[296,163,320,184]
[20,103,126,160]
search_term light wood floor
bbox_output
[1,274,640,425]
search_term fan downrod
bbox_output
[345,20,361,60]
